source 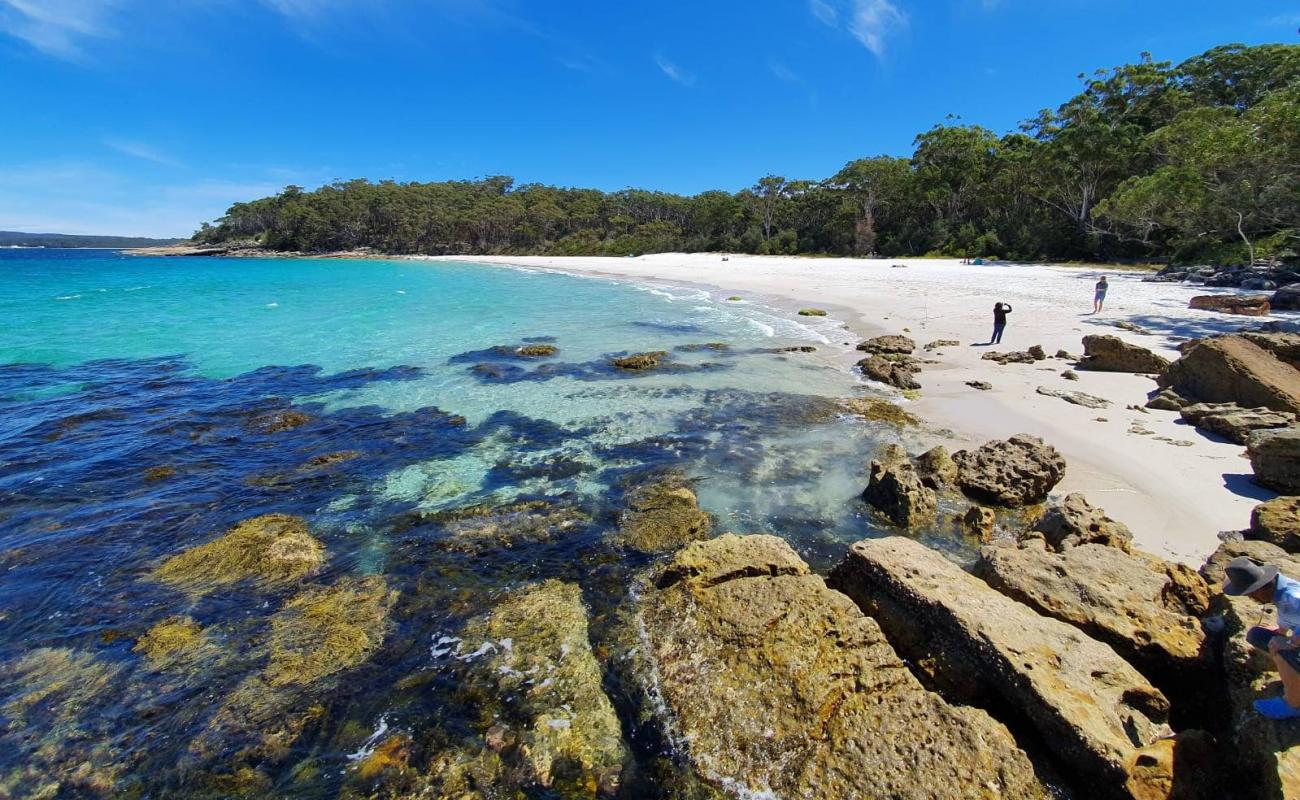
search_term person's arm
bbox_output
[1005,305,1012,314]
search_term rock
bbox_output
[856,334,916,354]
[1028,493,1134,552]
[1055,349,1074,359]
[249,408,311,433]
[976,541,1211,703]
[862,456,937,529]
[1028,344,1047,360]
[924,339,960,350]
[626,534,1047,799]
[1179,403,1296,444]
[1249,497,1300,553]
[830,537,1172,795]
[1114,320,1151,334]
[1202,539,1300,587]
[1146,388,1189,411]
[431,501,588,554]
[1242,278,1279,291]
[516,343,558,357]
[676,342,730,352]
[143,465,176,482]
[1271,283,1300,311]
[797,308,827,316]
[265,575,396,686]
[457,580,629,795]
[1036,385,1110,409]
[1062,369,1079,380]
[1188,294,1271,316]
[1159,336,1300,415]
[616,475,712,554]
[982,349,1038,365]
[1249,427,1300,494]
[1123,731,1226,800]
[960,505,998,540]
[133,616,209,670]
[152,514,325,594]
[1242,332,1300,369]
[839,397,920,427]
[952,434,1066,507]
[857,354,920,390]
[779,345,817,353]
[1078,335,1171,374]
[916,445,958,490]
[966,380,992,390]
[611,351,669,370]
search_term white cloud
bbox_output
[768,60,802,84]
[809,0,838,26]
[0,0,120,60]
[810,0,908,60]
[103,138,184,168]
[655,54,696,87]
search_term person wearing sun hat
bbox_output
[1223,556,1300,720]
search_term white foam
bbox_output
[345,714,391,763]
[55,294,81,301]
[266,302,279,308]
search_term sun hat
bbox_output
[1222,556,1280,596]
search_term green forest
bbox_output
[195,43,1299,265]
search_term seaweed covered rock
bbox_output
[248,408,311,433]
[952,434,1066,507]
[1249,497,1300,553]
[862,454,937,530]
[134,616,210,670]
[830,537,1172,797]
[1027,493,1134,552]
[839,397,920,427]
[266,575,396,687]
[152,514,325,594]
[516,344,559,357]
[1160,336,1300,415]
[616,475,712,554]
[1249,428,1300,494]
[456,580,629,796]
[856,334,915,355]
[624,534,1047,799]
[611,351,669,370]
[1078,335,1170,374]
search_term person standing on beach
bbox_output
[1223,556,1300,720]
[1093,276,1109,313]
[991,302,1012,344]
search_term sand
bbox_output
[425,253,1290,564]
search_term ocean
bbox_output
[0,248,926,797]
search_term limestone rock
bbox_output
[1270,284,1300,312]
[616,475,712,554]
[924,339,960,351]
[1036,385,1110,409]
[152,514,325,594]
[1123,731,1226,800]
[1249,428,1300,494]
[1189,294,1271,316]
[856,334,916,354]
[1179,403,1296,444]
[862,456,937,529]
[1078,335,1170,374]
[960,505,998,541]
[829,537,1172,795]
[612,351,669,370]
[952,434,1066,507]
[626,534,1048,799]
[1249,497,1300,553]
[1029,344,1047,360]
[857,354,920,390]
[1242,332,1300,369]
[1027,493,1133,552]
[982,349,1041,365]
[1146,388,1189,411]
[966,380,993,390]
[1201,539,1300,587]
[1160,336,1300,414]
[916,445,958,490]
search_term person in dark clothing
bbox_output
[991,302,1012,344]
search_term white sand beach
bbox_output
[430,253,1290,564]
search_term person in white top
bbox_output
[1223,556,1300,720]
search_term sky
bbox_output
[0,1,1296,238]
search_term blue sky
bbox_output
[1,1,1295,237]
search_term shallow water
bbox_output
[0,249,937,797]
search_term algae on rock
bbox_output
[152,513,325,594]
[134,615,211,670]
[615,474,712,554]
[266,575,396,686]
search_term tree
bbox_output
[830,157,911,255]
[752,175,790,241]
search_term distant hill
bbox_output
[0,230,188,249]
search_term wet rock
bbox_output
[1027,493,1134,552]
[1146,388,1189,411]
[924,339,960,350]
[265,575,396,687]
[830,537,1172,795]
[1189,295,1271,316]
[1078,335,1170,374]
[916,445,957,490]
[1160,335,1300,415]
[966,380,992,390]
[856,354,920,390]
[431,501,589,554]
[457,580,629,796]
[862,455,937,529]
[611,351,669,370]
[152,514,325,594]
[675,342,730,353]
[249,408,311,433]
[952,434,1066,507]
[1036,385,1110,409]
[840,397,919,427]
[1249,497,1300,553]
[626,534,1047,799]
[976,541,1211,702]
[143,465,176,482]
[616,475,712,554]
[960,504,998,540]
[856,334,916,355]
[1179,403,1296,444]
[1249,428,1300,494]
[516,343,559,357]
[796,308,827,316]
[1270,284,1300,312]
[133,616,209,670]
[778,345,816,353]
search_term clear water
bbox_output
[0,249,913,798]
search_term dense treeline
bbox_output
[196,43,1300,264]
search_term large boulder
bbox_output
[830,537,1171,797]
[975,541,1211,705]
[862,453,937,529]
[1160,336,1300,415]
[857,334,916,355]
[1179,403,1296,444]
[615,475,712,554]
[1026,493,1134,552]
[1271,284,1300,312]
[1249,497,1300,553]
[1201,539,1300,587]
[1189,294,1271,316]
[1078,335,1170,374]
[1243,332,1300,369]
[952,434,1066,507]
[857,354,921,390]
[623,534,1048,799]
[1249,428,1300,494]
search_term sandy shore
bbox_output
[424,252,1293,564]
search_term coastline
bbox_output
[418,252,1285,564]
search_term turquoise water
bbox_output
[0,248,907,798]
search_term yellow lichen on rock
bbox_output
[265,575,396,687]
[152,514,325,594]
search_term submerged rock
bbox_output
[265,575,396,687]
[1027,493,1134,552]
[248,408,312,433]
[1077,335,1170,374]
[611,351,669,371]
[134,616,209,670]
[624,534,1047,798]
[429,501,588,554]
[952,434,1066,507]
[830,537,1172,796]
[152,514,325,594]
[616,475,712,554]
[839,397,920,427]
[516,344,559,357]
